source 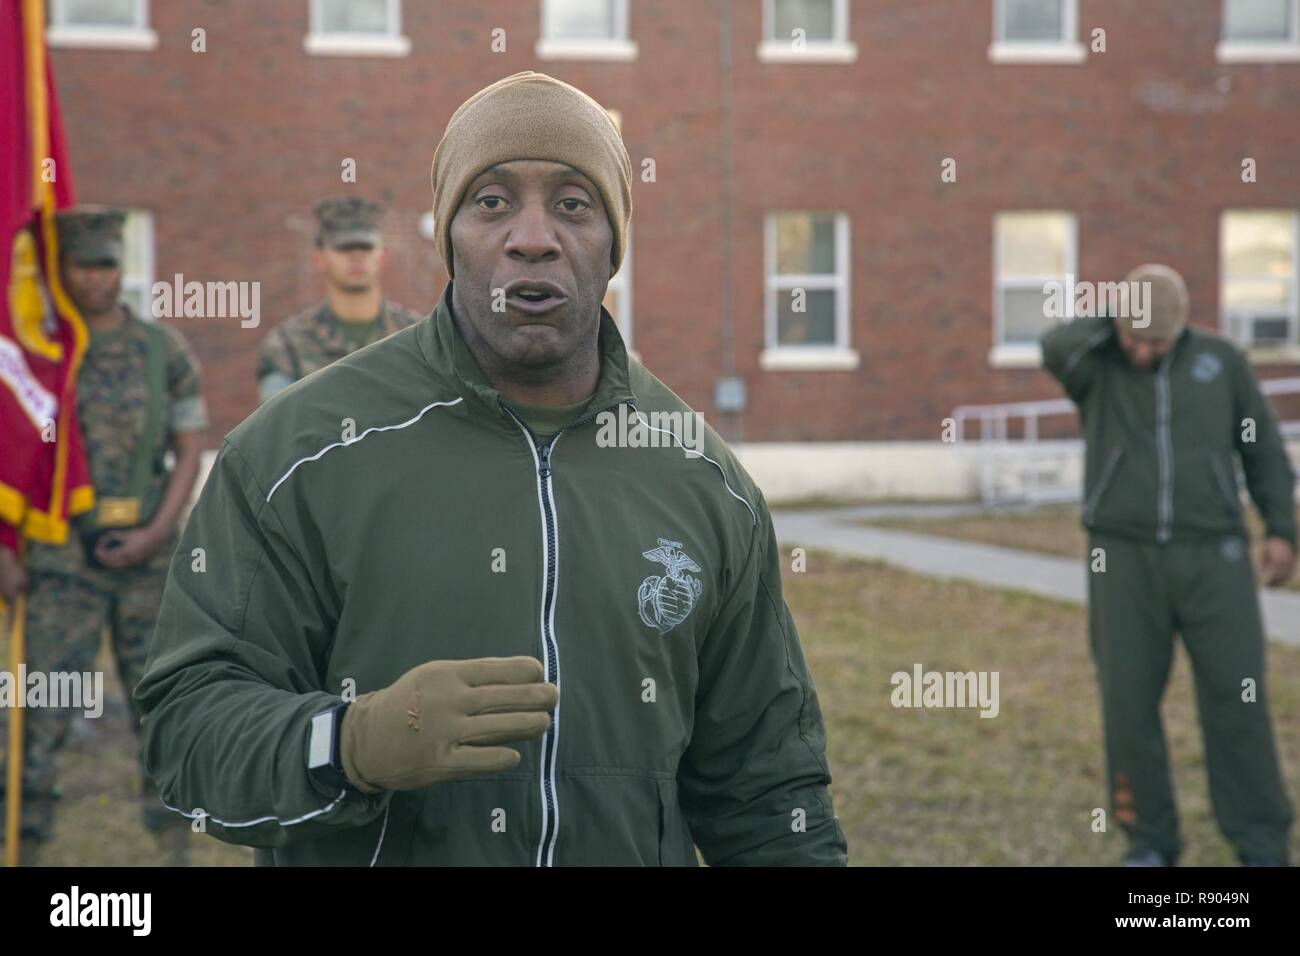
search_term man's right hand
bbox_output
[339,656,558,794]
[1261,536,1297,588]
[0,545,28,602]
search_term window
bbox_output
[1221,210,1299,351]
[758,0,857,63]
[989,0,1086,64]
[993,211,1077,366]
[1218,0,1300,61]
[604,224,633,349]
[121,209,154,320]
[761,212,858,370]
[47,0,157,50]
[306,0,410,56]
[537,0,637,61]
[600,108,633,349]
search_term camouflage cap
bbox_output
[55,206,126,267]
[314,196,384,249]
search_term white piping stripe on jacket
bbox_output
[1061,326,1112,381]
[265,397,464,501]
[369,805,390,867]
[162,789,347,828]
[633,412,758,526]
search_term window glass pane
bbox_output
[320,0,391,34]
[122,211,150,277]
[999,213,1070,276]
[1003,289,1053,344]
[1224,0,1292,41]
[777,289,836,345]
[1000,0,1065,42]
[121,282,147,319]
[61,0,136,27]
[544,0,616,40]
[772,0,836,42]
[119,210,151,319]
[775,214,836,275]
[1223,211,1296,277]
[603,224,630,341]
[1223,277,1293,310]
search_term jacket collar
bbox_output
[419,281,637,423]
[1154,324,1194,370]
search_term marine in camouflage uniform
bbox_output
[256,197,420,402]
[0,209,208,855]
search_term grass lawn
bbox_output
[864,505,1300,591]
[3,548,1298,866]
[788,549,1300,866]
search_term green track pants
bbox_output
[1087,532,1293,864]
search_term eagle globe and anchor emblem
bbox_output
[638,538,704,635]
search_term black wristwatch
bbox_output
[306,700,351,792]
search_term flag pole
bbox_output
[4,0,44,869]
[4,545,27,867]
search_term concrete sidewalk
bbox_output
[773,508,1300,647]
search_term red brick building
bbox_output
[48,0,1300,446]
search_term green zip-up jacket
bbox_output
[136,282,848,867]
[1041,315,1297,547]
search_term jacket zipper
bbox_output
[502,399,632,867]
[1155,356,1173,543]
[535,435,560,868]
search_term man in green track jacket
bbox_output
[1042,264,1295,867]
[134,72,848,867]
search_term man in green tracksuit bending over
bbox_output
[134,72,848,866]
[1042,263,1295,867]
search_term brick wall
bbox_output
[50,0,1300,442]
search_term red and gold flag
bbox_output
[0,0,93,555]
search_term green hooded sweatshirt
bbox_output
[136,282,848,867]
[1040,315,1297,547]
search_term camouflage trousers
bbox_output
[0,534,174,841]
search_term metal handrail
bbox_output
[950,378,1300,504]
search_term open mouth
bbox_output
[505,281,567,316]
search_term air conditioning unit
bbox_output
[1228,311,1293,348]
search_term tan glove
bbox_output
[340,656,558,794]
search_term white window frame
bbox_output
[758,0,857,64]
[537,0,638,61]
[988,0,1087,64]
[1220,209,1300,360]
[761,212,858,371]
[991,211,1078,368]
[305,0,411,57]
[121,208,155,321]
[1217,0,1300,62]
[47,0,158,50]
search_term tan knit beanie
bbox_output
[1121,264,1189,341]
[430,71,633,280]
